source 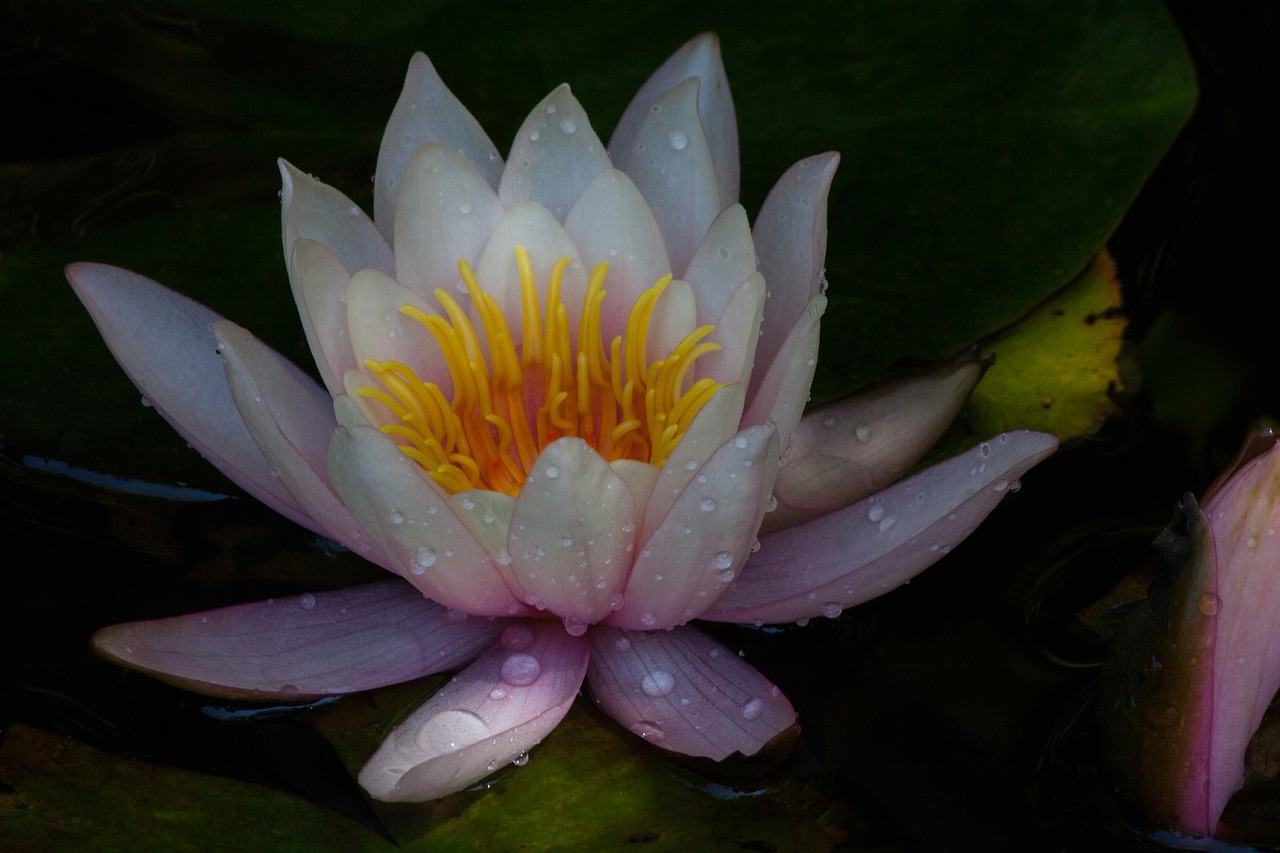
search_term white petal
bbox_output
[701,272,765,390]
[288,238,356,397]
[345,267,454,396]
[742,294,826,453]
[280,159,392,279]
[682,204,757,327]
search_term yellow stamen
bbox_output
[357,246,723,496]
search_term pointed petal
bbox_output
[752,153,839,389]
[701,272,765,390]
[563,168,671,338]
[375,52,503,240]
[703,431,1059,624]
[612,79,721,276]
[742,294,826,453]
[609,33,739,210]
[213,321,392,569]
[682,204,757,327]
[288,238,356,397]
[393,143,505,297]
[280,160,393,279]
[326,424,528,617]
[506,439,635,625]
[66,262,319,532]
[766,349,986,532]
[358,620,589,802]
[607,424,779,630]
[92,581,502,700]
[588,625,792,760]
[498,85,611,222]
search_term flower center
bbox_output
[359,246,722,496]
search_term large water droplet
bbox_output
[609,592,625,611]
[741,698,764,721]
[501,653,541,686]
[614,635,632,652]
[867,502,885,522]
[821,601,843,619]
[545,465,560,479]
[700,496,718,512]
[413,709,490,756]
[667,129,688,150]
[562,615,588,637]
[390,510,405,525]
[299,593,316,610]
[415,548,437,571]
[512,752,530,766]
[641,670,675,697]
[640,612,657,627]
[1197,592,1221,617]
[711,550,733,570]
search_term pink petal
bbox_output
[609,33,738,210]
[374,52,503,240]
[498,85,611,222]
[703,431,1059,624]
[280,160,393,279]
[393,143,505,297]
[751,153,839,397]
[606,424,780,630]
[682,204,757,327]
[66,262,319,533]
[506,439,636,626]
[563,168,671,338]
[287,238,356,397]
[326,423,529,617]
[345,267,455,397]
[587,625,793,760]
[212,320,392,569]
[765,349,986,532]
[701,272,765,390]
[741,293,826,453]
[611,79,721,277]
[358,619,589,802]
[92,580,500,700]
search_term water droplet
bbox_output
[562,615,588,636]
[867,502,885,522]
[734,436,749,448]
[501,624,534,650]
[766,495,778,512]
[822,601,843,619]
[696,473,709,484]
[741,698,764,721]
[528,129,541,142]
[685,460,699,470]
[560,535,574,547]
[993,479,1008,492]
[390,510,405,525]
[501,653,541,686]
[560,119,577,134]
[545,465,560,479]
[711,550,733,570]
[512,752,530,766]
[609,593,625,611]
[667,129,688,150]
[459,202,472,214]
[640,612,657,627]
[489,687,507,701]
[795,617,810,627]
[299,593,316,610]
[700,496,718,512]
[878,516,896,532]
[413,709,490,756]
[855,425,871,442]
[496,548,513,565]
[1197,592,1220,617]
[415,548,437,570]
[630,720,664,742]
[461,497,476,510]
[622,521,635,534]
[641,670,675,697]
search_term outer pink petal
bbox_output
[326,423,529,617]
[587,625,793,760]
[280,160,393,279]
[92,580,501,700]
[609,33,738,210]
[288,238,356,397]
[751,153,839,396]
[506,438,636,626]
[612,79,721,277]
[66,262,319,533]
[682,204,757,327]
[393,143,505,297]
[765,349,986,532]
[358,620,590,802]
[703,431,1059,624]
[498,85,611,222]
[607,424,780,630]
[374,52,504,239]
[213,320,393,569]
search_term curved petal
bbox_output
[375,52,504,240]
[703,431,1060,624]
[358,620,590,802]
[326,423,529,617]
[741,293,826,454]
[751,153,839,390]
[288,238,356,397]
[609,33,738,210]
[612,79,721,277]
[701,272,765,390]
[682,204,757,327]
[587,625,793,760]
[607,424,779,630]
[280,160,393,279]
[563,168,671,338]
[506,438,635,626]
[766,349,986,532]
[393,143,506,298]
[66,262,318,532]
[213,321,393,569]
[345,267,455,396]
[92,581,501,700]
[498,85,611,222]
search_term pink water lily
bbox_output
[70,34,1058,802]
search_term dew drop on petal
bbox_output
[489,687,507,701]
[667,129,688,150]
[560,119,576,134]
[501,624,534,650]
[390,510,405,525]
[700,496,717,512]
[501,653,542,686]
[545,465,560,479]
[878,515,896,532]
[640,611,657,627]
[414,548,437,572]
[1197,592,1221,617]
[734,436,748,448]
[855,425,871,443]
[299,593,316,610]
[822,601,843,619]
[711,550,733,570]
[512,752,530,766]
[641,670,675,697]
[413,709,490,756]
[741,698,764,721]
[867,502,885,522]
[614,635,632,652]
[562,615,588,636]
[609,593,625,611]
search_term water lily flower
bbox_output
[69,34,1058,802]
[1101,422,1280,840]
